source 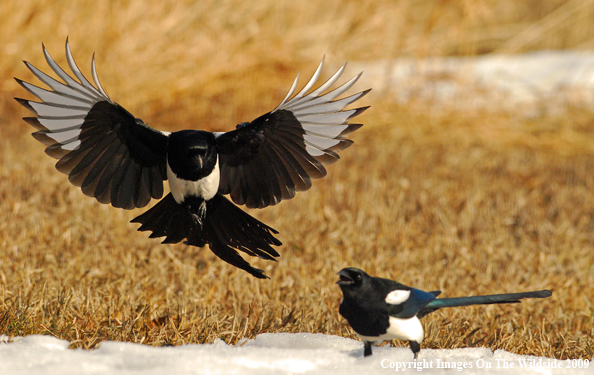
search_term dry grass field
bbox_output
[1,0,593,359]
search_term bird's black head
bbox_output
[337,268,371,295]
[168,130,218,180]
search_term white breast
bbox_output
[167,156,220,204]
[358,316,424,344]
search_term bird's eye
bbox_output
[356,274,362,281]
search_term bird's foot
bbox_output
[364,341,373,357]
[409,341,421,360]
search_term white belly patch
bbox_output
[167,157,220,204]
[358,316,424,344]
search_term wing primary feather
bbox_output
[292,88,371,114]
[286,62,347,109]
[65,39,104,97]
[271,127,335,176]
[272,71,300,112]
[91,53,110,100]
[23,62,93,101]
[290,56,325,101]
[33,117,84,132]
[22,117,46,131]
[306,62,347,97]
[54,141,95,174]
[14,97,37,115]
[298,109,359,125]
[15,78,93,106]
[347,106,370,121]
[42,44,101,101]
[44,142,71,159]
[286,72,363,111]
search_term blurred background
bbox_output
[0,0,593,358]
[4,0,594,127]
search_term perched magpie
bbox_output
[336,268,552,358]
[14,39,370,279]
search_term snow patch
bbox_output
[352,51,594,116]
[0,333,590,375]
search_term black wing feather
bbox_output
[15,40,168,209]
[216,59,370,209]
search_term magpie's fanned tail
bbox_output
[418,290,552,318]
[132,193,281,279]
[196,194,281,279]
[131,193,193,244]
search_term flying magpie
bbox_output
[336,268,552,358]
[14,39,369,279]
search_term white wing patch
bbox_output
[385,290,411,305]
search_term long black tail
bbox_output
[418,290,552,318]
[131,193,281,278]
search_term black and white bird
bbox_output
[14,39,369,279]
[336,268,552,358]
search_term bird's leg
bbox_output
[364,341,373,357]
[185,198,207,227]
[409,341,421,360]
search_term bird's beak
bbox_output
[336,270,354,285]
[194,155,203,169]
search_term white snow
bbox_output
[351,51,594,116]
[0,333,590,374]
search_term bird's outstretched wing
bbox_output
[215,58,370,209]
[15,39,169,209]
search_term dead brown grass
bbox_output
[0,0,593,360]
